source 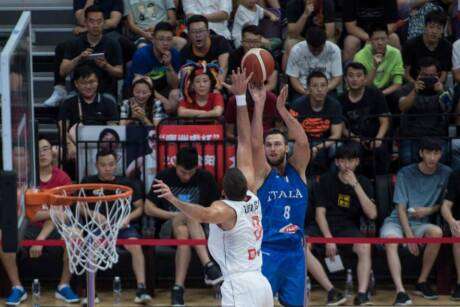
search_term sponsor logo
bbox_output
[279,223,300,234]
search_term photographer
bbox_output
[398,57,451,165]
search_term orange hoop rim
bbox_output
[25,183,133,206]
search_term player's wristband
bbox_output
[236,95,247,107]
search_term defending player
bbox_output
[249,83,310,306]
[153,68,273,306]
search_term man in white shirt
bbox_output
[286,26,342,98]
[182,0,232,40]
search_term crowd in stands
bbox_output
[5,0,460,306]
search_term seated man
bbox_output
[23,136,79,304]
[179,15,231,87]
[144,147,223,306]
[441,169,460,300]
[380,138,451,305]
[81,150,152,304]
[124,22,181,105]
[307,142,377,306]
[354,23,404,114]
[289,71,343,175]
[74,0,123,35]
[286,26,342,99]
[228,25,278,92]
[339,62,390,175]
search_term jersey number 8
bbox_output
[283,205,291,219]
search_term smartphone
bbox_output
[88,52,105,60]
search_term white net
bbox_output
[48,187,131,275]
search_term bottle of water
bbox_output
[345,269,353,298]
[32,279,41,307]
[304,275,311,306]
[368,270,376,298]
[113,276,122,304]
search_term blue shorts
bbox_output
[262,246,305,307]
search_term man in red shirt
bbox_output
[24,136,80,304]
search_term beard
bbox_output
[267,155,285,167]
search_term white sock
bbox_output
[58,284,69,291]
[13,285,24,291]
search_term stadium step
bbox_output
[0,1,73,26]
[0,24,75,45]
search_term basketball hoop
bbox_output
[25,183,132,275]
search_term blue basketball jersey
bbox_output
[257,163,308,250]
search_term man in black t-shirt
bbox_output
[403,11,451,83]
[306,142,377,306]
[342,0,400,62]
[288,71,343,175]
[441,170,460,300]
[144,147,222,306]
[81,150,152,304]
[340,62,390,175]
[180,15,230,87]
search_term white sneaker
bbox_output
[43,85,67,107]
[81,295,100,305]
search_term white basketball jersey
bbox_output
[208,191,263,277]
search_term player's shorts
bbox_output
[262,246,305,307]
[221,271,273,307]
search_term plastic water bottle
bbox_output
[345,269,353,298]
[304,275,311,306]
[32,279,41,307]
[113,276,122,304]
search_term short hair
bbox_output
[96,149,117,162]
[307,70,328,86]
[264,128,288,144]
[186,15,209,30]
[419,137,443,152]
[242,24,261,37]
[38,134,51,144]
[154,22,174,35]
[74,64,99,81]
[176,147,198,170]
[223,168,248,201]
[85,5,104,18]
[335,142,361,160]
[345,62,368,75]
[418,56,439,71]
[367,23,388,37]
[305,26,326,48]
[425,10,447,27]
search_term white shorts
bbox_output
[221,271,273,307]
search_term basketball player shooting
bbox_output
[153,68,274,307]
[249,83,310,306]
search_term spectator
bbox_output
[380,138,450,305]
[403,10,451,83]
[23,136,79,304]
[144,147,223,306]
[228,25,278,92]
[307,142,377,306]
[441,169,460,300]
[405,0,444,41]
[73,0,123,35]
[225,84,281,141]
[180,15,231,87]
[354,23,404,113]
[120,76,171,126]
[182,0,232,40]
[44,5,123,106]
[58,65,119,160]
[288,71,343,175]
[81,150,152,304]
[398,57,450,165]
[340,62,390,175]
[231,0,279,48]
[126,129,158,194]
[125,22,181,104]
[177,63,225,118]
[124,0,186,49]
[342,0,401,63]
[286,26,342,99]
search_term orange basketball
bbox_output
[241,48,275,84]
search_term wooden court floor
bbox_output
[12,286,460,306]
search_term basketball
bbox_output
[241,48,275,84]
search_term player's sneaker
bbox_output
[326,288,347,306]
[134,286,152,304]
[354,292,372,305]
[204,261,223,286]
[171,284,185,307]
[393,292,412,305]
[43,85,67,107]
[451,284,460,301]
[6,286,27,306]
[55,285,80,303]
[414,282,438,300]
